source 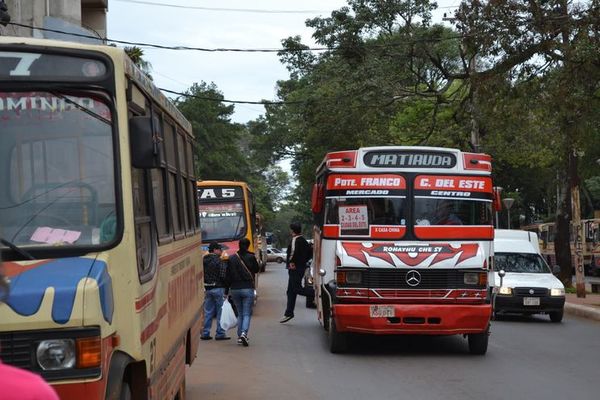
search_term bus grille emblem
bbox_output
[406,270,421,287]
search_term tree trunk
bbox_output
[555,152,573,286]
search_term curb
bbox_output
[564,303,600,322]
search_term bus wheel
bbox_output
[328,314,348,354]
[175,377,186,400]
[119,381,132,400]
[468,330,489,355]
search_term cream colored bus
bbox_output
[0,37,203,399]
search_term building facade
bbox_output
[1,0,107,42]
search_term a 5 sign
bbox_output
[197,187,243,200]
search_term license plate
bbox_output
[523,297,540,306]
[370,305,395,318]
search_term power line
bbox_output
[6,22,464,53]
[160,88,305,105]
[114,0,330,14]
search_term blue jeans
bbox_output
[202,287,226,337]
[230,288,255,338]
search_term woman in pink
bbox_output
[0,361,59,400]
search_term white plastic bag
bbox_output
[220,300,238,331]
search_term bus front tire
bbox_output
[468,330,489,355]
[328,314,348,354]
[119,381,132,400]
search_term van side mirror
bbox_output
[552,264,561,275]
[129,116,163,168]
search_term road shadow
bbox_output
[493,313,553,324]
[320,331,475,357]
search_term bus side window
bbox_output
[132,167,157,281]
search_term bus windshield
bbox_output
[413,197,492,226]
[199,201,247,242]
[0,91,116,250]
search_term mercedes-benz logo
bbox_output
[406,270,421,287]
[529,289,534,295]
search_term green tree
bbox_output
[452,0,600,284]
[124,46,153,80]
[176,82,249,180]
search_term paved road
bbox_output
[185,262,600,400]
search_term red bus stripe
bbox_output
[140,303,168,344]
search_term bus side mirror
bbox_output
[311,183,324,214]
[129,116,163,169]
[492,187,503,212]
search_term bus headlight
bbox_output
[498,287,513,296]
[346,271,362,284]
[464,272,487,285]
[36,339,76,370]
[336,270,362,285]
[550,288,565,297]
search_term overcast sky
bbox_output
[108,0,459,123]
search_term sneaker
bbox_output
[279,315,294,323]
[240,333,249,347]
[215,336,231,341]
[200,335,212,340]
[237,337,243,345]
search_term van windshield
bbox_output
[495,253,551,273]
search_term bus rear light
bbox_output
[76,337,102,369]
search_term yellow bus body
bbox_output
[0,37,203,399]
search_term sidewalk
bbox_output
[564,293,600,322]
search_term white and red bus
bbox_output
[310,146,496,354]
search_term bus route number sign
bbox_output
[339,205,368,230]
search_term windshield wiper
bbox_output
[49,90,112,125]
[229,215,244,242]
[0,237,35,260]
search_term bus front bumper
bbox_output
[333,303,491,335]
[53,380,105,400]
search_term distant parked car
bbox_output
[266,248,286,263]
[491,229,566,322]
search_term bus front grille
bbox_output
[0,332,34,370]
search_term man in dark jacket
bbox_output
[201,242,230,340]
[280,223,312,323]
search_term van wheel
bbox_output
[549,310,563,323]
[120,381,132,400]
[328,314,348,354]
[468,331,489,355]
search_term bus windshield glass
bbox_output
[413,174,493,227]
[413,198,492,226]
[199,201,247,242]
[0,91,116,250]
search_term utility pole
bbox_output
[571,157,586,298]
[443,13,480,153]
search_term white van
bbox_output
[491,229,565,322]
